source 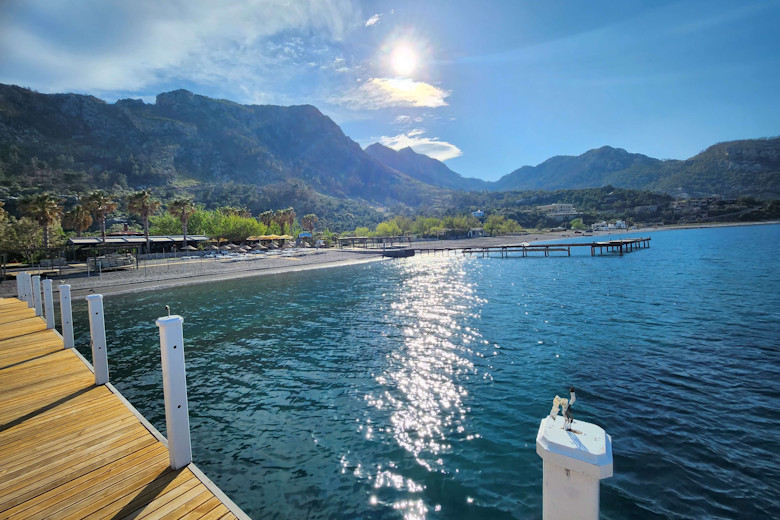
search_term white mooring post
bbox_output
[536,390,613,520]
[32,275,42,316]
[42,279,55,329]
[18,272,27,305]
[59,284,74,349]
[86,294,109,385]
[15,275,22,300]
[156,314,192,470]
[22,273,33,308]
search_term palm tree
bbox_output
[285,207,296,235]
[83,190,118,241]
[62,205,93,237]
[273,209,287,234]
[167,198,197,248]
[301,213,318,234]
[20,193,63,249]
[127,190,161,253]
[258,210,274,228]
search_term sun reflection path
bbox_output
[361,257,487,520]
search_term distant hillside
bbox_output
[494,146,664,192]
[364,143,489,192]
[1,82,778,228]
[0,84,449,224]
[492,141,780,199]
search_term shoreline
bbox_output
[2,220,776,299]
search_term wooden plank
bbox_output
[0,374,95,421]
[0,429,157,511]
[0,316,47,341]
[0,330,63,365]
[1,409,138,472]
[21,447,172,520]
[179,496,224,519]
[0,444,169,519]
[0,386,111,441]
[79,469,196,520]
[0,308,37,324]
[120,473,202,520]
[0,425,153,496]
[140,486,211,520]
[0,398,129,458]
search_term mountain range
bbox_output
[1,84,778,219]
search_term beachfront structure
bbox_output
[537,203,578,221]
[591,220,627,231]
[68,235,210,255]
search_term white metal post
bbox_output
[16,275,22,300]
[32,275,42,316]
[23,273,33,307]
[43,279,55,329]
[86,294,109,385]
[156,314,192,469]
[59,284,74,349]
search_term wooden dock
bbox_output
[0,297,249,520]
[414,237,651,257]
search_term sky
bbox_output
[1,0,779,182]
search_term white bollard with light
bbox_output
[42,279,55,329]
[536,388,613,520]
[32,275,42,316]
[86,294,109,385]
[59,284,74,349]
[156,314,192,470]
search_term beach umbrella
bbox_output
[219,245,230,251]
[268,241,279,249]
[252,244,265,251]
[206,244,219,250]
[227,243,239,249]
[182,245,197,251]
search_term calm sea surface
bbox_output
[72,224,780,519]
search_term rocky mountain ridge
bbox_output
[1,84,778,211]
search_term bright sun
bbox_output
[391,45,417,76]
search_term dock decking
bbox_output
[0,297,248,520]
[413,237,651,257]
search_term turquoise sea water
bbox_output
[72,224,780,519]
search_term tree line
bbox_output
[0,191,320,262]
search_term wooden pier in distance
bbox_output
[0,297,249,520]
[413,237,651,257]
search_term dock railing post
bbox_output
[59,284,74,349]
[32,275,42,316]
[42,279,55,329]
[16,275,22,300]
[86,294,109,385]
[156,314,192,470]
[537,392,613,520]
[21,273,33,308]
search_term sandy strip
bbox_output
[0,250,386,299]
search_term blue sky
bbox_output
[1,0,778,182]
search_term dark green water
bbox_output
[72,225,780,519]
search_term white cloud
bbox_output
[336,77,449,109]
[365,13,382,27]
[379,130,462,162]
[0,0,361,96]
